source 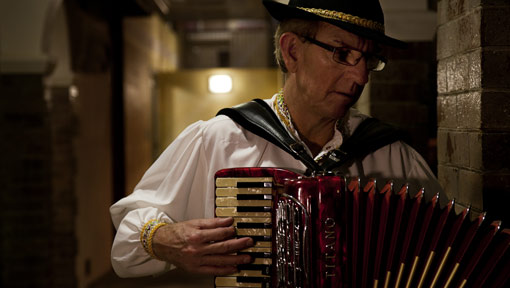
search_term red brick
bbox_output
[458,169,484,210]
[437,60,448,93]
[446,54,470,92]
[437,130,450,164]
[482,172,510,224]
[437,9,482,59]
[469,132,483,169]
[438,164,460,201]
[481,132,510,171]
[482,49,510,89]
[457,91,481,129]
[437,95,457,128]
[467,49,482,89]
[482,7,510,45]
[481,92,510,129]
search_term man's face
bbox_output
[293,21,374,121]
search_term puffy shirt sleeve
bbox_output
[110,120,209,277]
[109,115,273,278]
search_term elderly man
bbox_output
[110,0,443,280]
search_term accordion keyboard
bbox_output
[215,176,275,288]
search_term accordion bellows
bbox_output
[214,168,509,288]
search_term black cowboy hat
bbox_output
[263,0,406,48]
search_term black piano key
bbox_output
[236,222,272,229]
[238,236,272,242]
[238,252,272,258]
[236,276,271,284]
[237,182,272,188]
[237,264,271,275]
[237,194,273,200]
[237,206,272,212]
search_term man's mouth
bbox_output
[333,91,354,98]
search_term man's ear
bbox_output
[280,32,301,73]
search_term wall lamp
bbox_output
[208,74,232,94]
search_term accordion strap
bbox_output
[217,99,403,173]
[319,117,404,171]
[217,99,322,172]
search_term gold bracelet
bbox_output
[140,219,167,260]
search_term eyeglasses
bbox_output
[301,36,387,72]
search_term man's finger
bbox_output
[190,217,234,229]
[202,237,254,255]
[194,265,238,276]
[200,253,252,268]
[196,225,237,243]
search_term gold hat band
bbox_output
[297,7,385,33]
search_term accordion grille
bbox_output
[214,167,510,288]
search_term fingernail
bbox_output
[244,256,252,264]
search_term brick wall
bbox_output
[368,42,438,170]
[0,75,77,287]
[1,74,52,287]
[47,86,78,287]
[436,0,510,223]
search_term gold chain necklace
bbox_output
[273,90,344,163]
[274,90,298,137]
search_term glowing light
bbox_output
[208,75,232,94]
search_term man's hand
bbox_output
[152,217,254,275]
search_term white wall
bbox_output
[381,0,437,41]
[0,0,61,73]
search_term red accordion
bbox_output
[214,168,509,288]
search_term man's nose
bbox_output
[349,58,369,86]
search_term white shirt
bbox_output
[110,95,444,278]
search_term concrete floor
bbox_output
[89,269,214,288]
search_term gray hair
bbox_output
[273,18,320,73]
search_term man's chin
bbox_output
[334,100,357,120]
